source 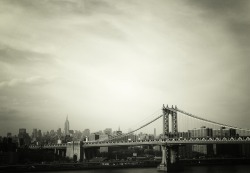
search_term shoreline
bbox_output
[1,158,250,172]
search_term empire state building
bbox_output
[64,116,70,135]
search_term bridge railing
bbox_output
[28,136,250,148]
[83,137,250,145]
[29,143,67,148]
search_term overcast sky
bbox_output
[0,0,249,136]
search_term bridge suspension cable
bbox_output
[107,114,163,141]
[176,108,250,131]
[127,108,161,132]
[98,105,250,142]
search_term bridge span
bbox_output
[28,104,250,172]
[29,137,250,149]
[83,137,250,147]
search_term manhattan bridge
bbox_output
[30,104,250,171]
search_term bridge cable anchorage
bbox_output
[105,114,163,142]
[176,108,250,131]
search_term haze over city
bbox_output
[0,0,250,136]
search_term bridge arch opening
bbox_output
[169,114,173,133]
[73,154,77,162]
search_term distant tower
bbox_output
[117,126,122,136]
[64,115,70,135]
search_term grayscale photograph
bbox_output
[0,0,249,172]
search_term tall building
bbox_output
[18,128,30,146]
[189,126,213,138]
[116,126,122,136]
[64,116,70,135]
[213,127,236,138]
[19,129,26,135]
[104,128,112,135]
[32,129,38,139]
[83,129,90,137]
[38,130,42,139]
[57,128,62,136]
[50,130,55,136]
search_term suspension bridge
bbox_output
[29,104,250,172]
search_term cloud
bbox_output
[0,0,119,18]
[0,107,27,121]
[0,76,57,89]
[187,0,248,13]
[186,0,250,48]
[0,44,55,64]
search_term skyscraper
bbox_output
[64,116,70,135]
[19,128,26,135]
[104,128,112,135]
[32,128,38,139]
[57,128,62,136]
[116,126,122,136]
[83,129,90,137]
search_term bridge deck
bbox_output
[83,138,250,147]
[29,137,250,149]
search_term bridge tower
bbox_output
[163,105,170,137]
[159,105,179,171]
[172,105,178,134]
[162,104,178,138]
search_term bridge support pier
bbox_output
[82,148,86,161]
[61,150,65,157]
[66,141,84,162]
[157,145,168,171]
[158,145,179,172]
[169,146,178,164]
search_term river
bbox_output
[33,165,250,173]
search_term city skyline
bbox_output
[3,114,250,139]
[0,0,250,136]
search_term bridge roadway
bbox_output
[29,144,67,149]
[83,137,250,147]
[29,137,250,149]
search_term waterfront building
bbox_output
[213,127,236,138]
[99,134,109,141]
[177,132,190,138]
[89,133,99,141]
[138,132,147,140]
[189,126,213,138]
[237,129,250,137]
